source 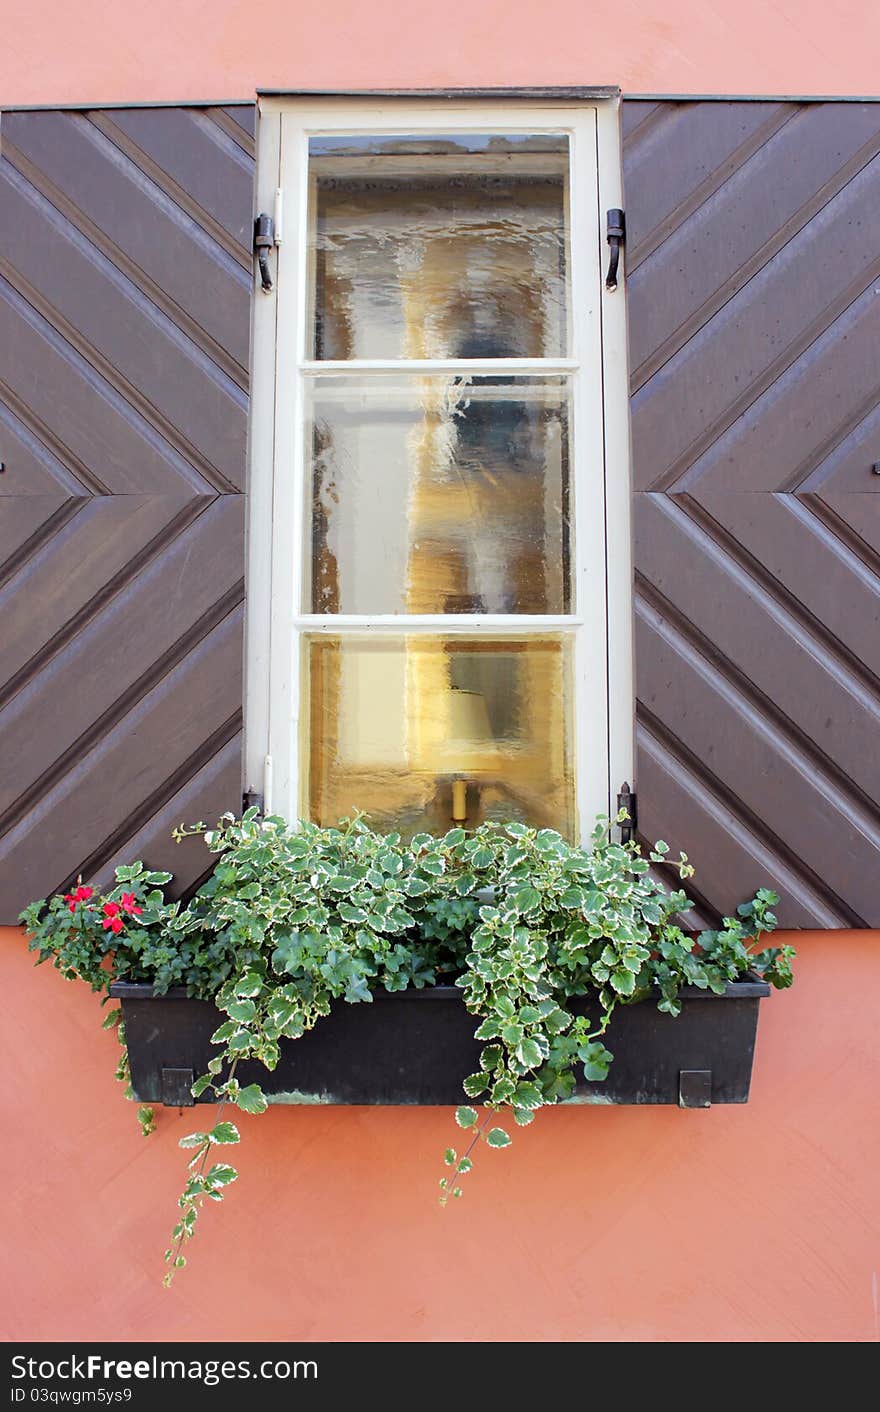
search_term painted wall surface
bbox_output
[3,925,877,1343]
[1,0,879,107]
[3,0,878,1348]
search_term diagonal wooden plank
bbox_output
[796,394,880,500]
[0,495,205,699]
[102,107,255,255]
[0,395,94,497]
[666,281,880,497]
[624,99,880,928]
[0,104,256,922]
[635,493,880,806]
[0,495,78,581]
[0,159,248,488]
[634,597,880,924]
[0,275,225,496]
[682,490,880,679]
[636,721,853,929]
[1,109,252,375]
[0,607,244,916]
[623,100,792,267]
[0,497,244,826]
[628,102,880,386]
[631,152,880,493]
[96,731,244,900]
[812,490,880,559]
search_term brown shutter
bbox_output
[624,99,880,927]
[0,105,255,920]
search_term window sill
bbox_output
[109,977,769,1109]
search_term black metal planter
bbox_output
[110,976,770,1110]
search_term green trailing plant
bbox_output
[20,810,795,1284]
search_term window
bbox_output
[246,97,633,844]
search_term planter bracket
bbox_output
[679,1069,712,1108]
[161,1067,195,1107]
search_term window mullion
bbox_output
[299,358,579,374]
[293,615,582,631]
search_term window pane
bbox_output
[308,134,570,359]
[304,633,575,838]
[305,374,571,614]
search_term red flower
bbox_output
[101,900,124,933]
[120,892,143,917]
[63,884,94,914]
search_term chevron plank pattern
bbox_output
[4,99,878,929]
[624,100,880,927]
[0,106,255,919]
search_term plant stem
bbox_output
[442,1107,494,1204]
[168,1057,240,1269]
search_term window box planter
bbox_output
[110,975,770,1109]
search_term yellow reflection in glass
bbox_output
[305,375,571,616]
[304,634,575,838]
[308,133,570,360]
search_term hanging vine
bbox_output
[21,810,795,1284]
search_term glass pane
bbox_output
[304,633,575,838]
[308,133,570,359]
[305,374,571,614]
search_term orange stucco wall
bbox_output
[1,0,879,107]
[3,0,879,1347]
[3,925,878,1342]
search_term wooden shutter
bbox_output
[624,99,880,927]
[0,105,255,920]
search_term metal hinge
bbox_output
[242,758,273,818]
[605,207,626,291]
[617,781,637,843]
[253,189,283,292]
[242,789,264,815]
[254,212,276,292]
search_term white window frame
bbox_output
[245,95,634,845]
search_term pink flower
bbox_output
[120,892,143,917]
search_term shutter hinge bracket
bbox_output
[617,781,637,843]
[605,208,626,291]
[254,212,276,292]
